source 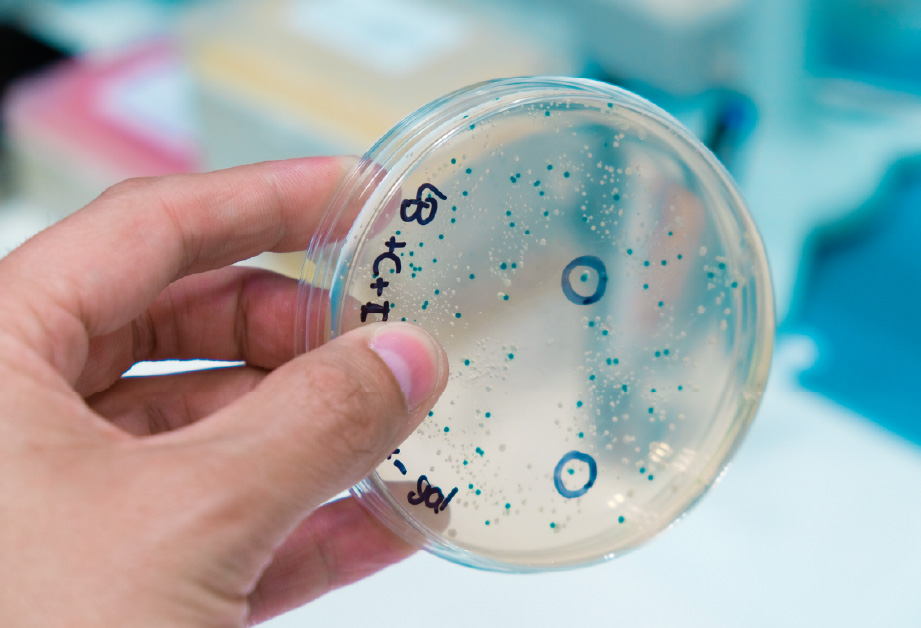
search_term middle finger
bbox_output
[75,266,327,397]
[87,365,267,436]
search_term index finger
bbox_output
[0,157,350,380]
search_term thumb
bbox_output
[186,321,447,542]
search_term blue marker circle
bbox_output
[554,450,598,498]
[561,255,608,305]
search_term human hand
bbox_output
[0,158,448,626]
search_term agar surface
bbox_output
[343,96,761,566]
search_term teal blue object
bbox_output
[793,156,921,445]
[810,0,921,93]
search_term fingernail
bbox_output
[369,323,443,410]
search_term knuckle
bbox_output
[97,176,160,203]
[300,354,402,461]
[98,175,200,269]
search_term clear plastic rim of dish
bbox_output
[295,76,774,573]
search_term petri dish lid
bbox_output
[298,77,773,572]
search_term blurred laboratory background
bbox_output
[1,0,919,626]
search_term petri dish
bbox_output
[297,77,773,572]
